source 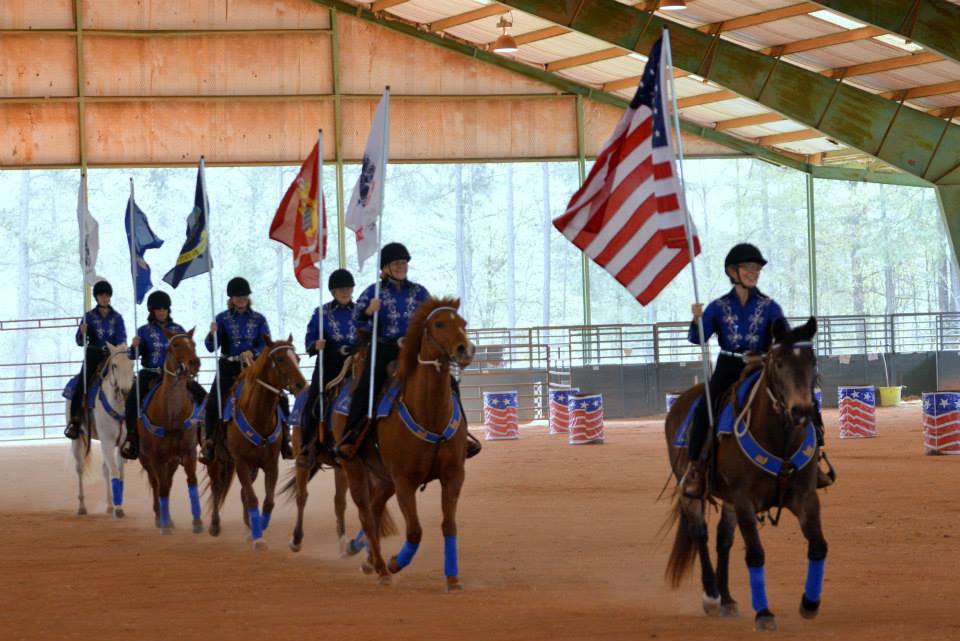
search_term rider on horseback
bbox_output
[65,280,127,440]
[120,290,207,460]
[202,277,292,462]
[296,268,358,469]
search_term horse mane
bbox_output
[397,297,460,381]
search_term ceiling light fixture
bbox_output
[659,0,687,10]
[492,14,518,54]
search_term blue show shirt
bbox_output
[204,308,271,356]
[76,306,127,348]
[136,320,186,369]
[305,301,357,356]
[688,288,786,354]
[354,279,430,342]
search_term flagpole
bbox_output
[200,156,223,428]
[128,178,142,422]
[367,86,389,420]
[80,172,88,406]
[663,28,715,433]
[317,130,325,434]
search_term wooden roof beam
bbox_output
[697,3,820,34]
[826,51,941,79]
[677,90,737,108]
[714,112,786,131]
[881,80,960,101]
[512,25,569,46]
[546,47,624,72]
[429,5,509,33]
[370,0,408,11]
[761,26,885,56]
[759,130,825,145]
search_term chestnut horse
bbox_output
[285,336,395,555]
[206,336,306,549]
[341,297,474,590]
[137,329,204,535]
[664,318,827,631]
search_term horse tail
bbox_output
[204,457,235,512]
[665,499,701,588]
[378,505,398,538]
[279,461,324,503]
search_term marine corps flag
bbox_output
[270,141,327,288]
[124,184,164,305]
[163,162,212,288]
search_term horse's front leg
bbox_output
[735,502,776,631]
[235,458,265,550]
[439,466,465,592]
[71,437,87,516]
[289,462,311,552]
[157,451,177,534]
[182,434,204,534]
[260,451,280,533]
[796,491,828,620]
[98,421,124,517]
[334,467,351,556]
[388,478,423,578]
[345,461,389,583]
[716,502,738,616]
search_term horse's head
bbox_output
[261,335,307,395]
[401,298,475,378]
[766,317,818,426]
[104,342,134,404]
[162,327,200,380]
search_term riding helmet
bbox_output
[147,290,172,310]
[380,242,411,269]
[724,243,768,269]
[92,280,113,297]
[328,268,355,291]
[227,277,252,297]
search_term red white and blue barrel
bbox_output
[548,387,579,434]
[483,391,519,441]
[922,392,960,455]
[568,393,604,445]
[666,393,680,413]
[838,385,877,438]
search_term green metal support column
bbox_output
[936,185,960,274]
[806,173,818,319]
[331,8,347,269]
[576,95,591,327]
[813,0,960,67]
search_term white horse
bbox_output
[67,343,134,517]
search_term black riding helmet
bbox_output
[147,290,172,310]
[724,243,767,269]
[92,280,113,298]
[227,277,251,297]
[380,242,411,269]
[328,268,355,291]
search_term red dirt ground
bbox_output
[0,404,957,641]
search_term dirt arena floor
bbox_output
[0,404,957,641]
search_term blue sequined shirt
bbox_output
[204,309,271,356]
[305,301,357,356]
[354,279,430,342]
[688,288,786,353]
[136,320,187,369]
[76,306,127,348]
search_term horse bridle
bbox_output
[102,348,130,402]
[763,341,815,419]
[254,344,300,395]
[418,306,460,373]
[164,333,196,380]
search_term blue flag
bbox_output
[125,196,164,304]
[163,165,212,288]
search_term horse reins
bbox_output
[254,344,299,395]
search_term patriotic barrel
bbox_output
[483,391,519,441]
[838,385,877,439]
[922,392,960,455]
[548,388,579,434]
[666,393,681,414]
[568,393,604,445]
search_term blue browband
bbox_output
[224,380,286,447]
[377,384,462,445]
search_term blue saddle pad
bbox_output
[290,388,310,427]
[62,375,101,408]
[673,370,763,448]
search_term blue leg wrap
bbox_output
[159,497,171,527]
[394,541,420,570]
[353,528,367,551]
[804,559,825,603]
[187,485,201,520]
[444,535,458,578]
[748,565,769,613]
[248,507,263,540]
[260,511,272,532]
[111,478,124,506]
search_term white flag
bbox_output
[77,174,101,285]
[345,90,390,268]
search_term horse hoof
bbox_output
[338,536,349,557]
[387,556,402,574]
[161,527,173,536]
[253,539,268,551]
[702,593,722,616]
[155,518,161,528]
[720,602,739,617]
[114,508,125,519]
[754,611,777,632]
[209,524,221,537]
[289,540,301,553]
[377,574,392,587]
[77,506,87,516]
[445,578,463,592]
[192,521,204,534]
[799,596,821,620]
[106,506,114,515]
[361,561,375,575]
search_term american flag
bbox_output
[548,388,579,435]
[484,391,519,441]
[553,36,699,306]
[922,392,960,453]
[568,394,604,445]
[838,386,877,439]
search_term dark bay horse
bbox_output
[285,338,394,555]
[664,317,827,631]
[206,336,306,549]
[137,329,204,535]
[342,297,475,590]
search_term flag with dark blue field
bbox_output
[163,166,212,288]
[125,197,163,304]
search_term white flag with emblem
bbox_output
[345,89,390,268]
[77,174,102,285]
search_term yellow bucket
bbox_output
[877,386,903,406]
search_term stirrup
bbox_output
[466,432,482,459]
[120,439,139,460]
[64,421,81,440]
[816,451,836,489]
